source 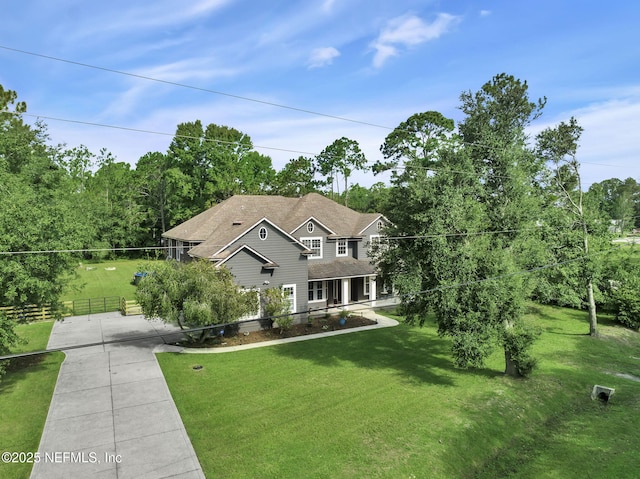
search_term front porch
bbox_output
[307,276,378,311]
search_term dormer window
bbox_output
[301,237,322,258]
[307,221,314,233]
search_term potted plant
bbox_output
[338,309,348,326]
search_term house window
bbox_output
[307,221,314,233]
[377,220,384,231]
[282,284,296,313]
[364,277,371,296]
[259,227,268,240]
[369,235,381,247]
[301,237,322,259]
[308,281,324,302]
[336,238,347,257]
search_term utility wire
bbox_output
[1,108,618,188]
[1,46,633,172]
[0,246,622,361]
[3,217,639,255]
[0,44,392,130]
[0,226,557,256]
[3,111,318,157]
[2,109,626,189]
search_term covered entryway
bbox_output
[308,258,377,311]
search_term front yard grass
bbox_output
[0,321,63,479]
[158,304,640,478]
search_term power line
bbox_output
[3,45,633,173]
[0,246,169,256]
[0,246,622,361]
[4,109,627,189]
[0,226,552,256]
[3,217,639,256]
[4,107,623,189]
[0,44,393,131]
[4,111,318,158]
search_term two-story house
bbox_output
[162,193,386,324]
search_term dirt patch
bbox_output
[184,314,377,349]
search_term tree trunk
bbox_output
[503,319,520,377]
[586,278,598,336]
[344,176,349,207]
[504,349,519,377]
[581,211,598,336]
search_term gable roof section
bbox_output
[290,216,336,236]
[358,215,390,235]
[163,193,385,257]
[216,244,279,269]
[188,217,310,260]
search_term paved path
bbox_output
[30,312,205,479]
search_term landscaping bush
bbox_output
[610,278,640,330]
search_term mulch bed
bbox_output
[185,314,377,349]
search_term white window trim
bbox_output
[364,276,371,296]
[308,281,325,302]
[336,238,348,257]
[369,234,381,246]
[301,237,323,259]
[282,284,296,313]
[306,221,314,233]
[258,226,268,240]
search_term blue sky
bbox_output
[2,0,639,189]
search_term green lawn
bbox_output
[158,304,640,478]
[0,321,63,479]
[62,259,156,301]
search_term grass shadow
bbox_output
[272,323,467,387]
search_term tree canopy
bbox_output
[135,260,255,343]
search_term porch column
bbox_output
[342,278,349,308]
[370,276,377,307]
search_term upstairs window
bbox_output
[301,237,322,259]
[307,221,314,233]
[336,238,347,257]
[377,220,384,231]
[258,227,268,240]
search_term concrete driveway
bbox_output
[30,312,205,479]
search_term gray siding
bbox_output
[359,217,386,259]
[222,221,309,318]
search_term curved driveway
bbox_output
[30,312,204,479]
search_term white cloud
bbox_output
[62,0,231,41]
[308,47,341,69]
[480,10,491,17]
[370,13,461,68]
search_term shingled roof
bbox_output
[163,193,382,260]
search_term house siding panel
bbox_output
[360,218,385,259]
[223,221,309,319]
